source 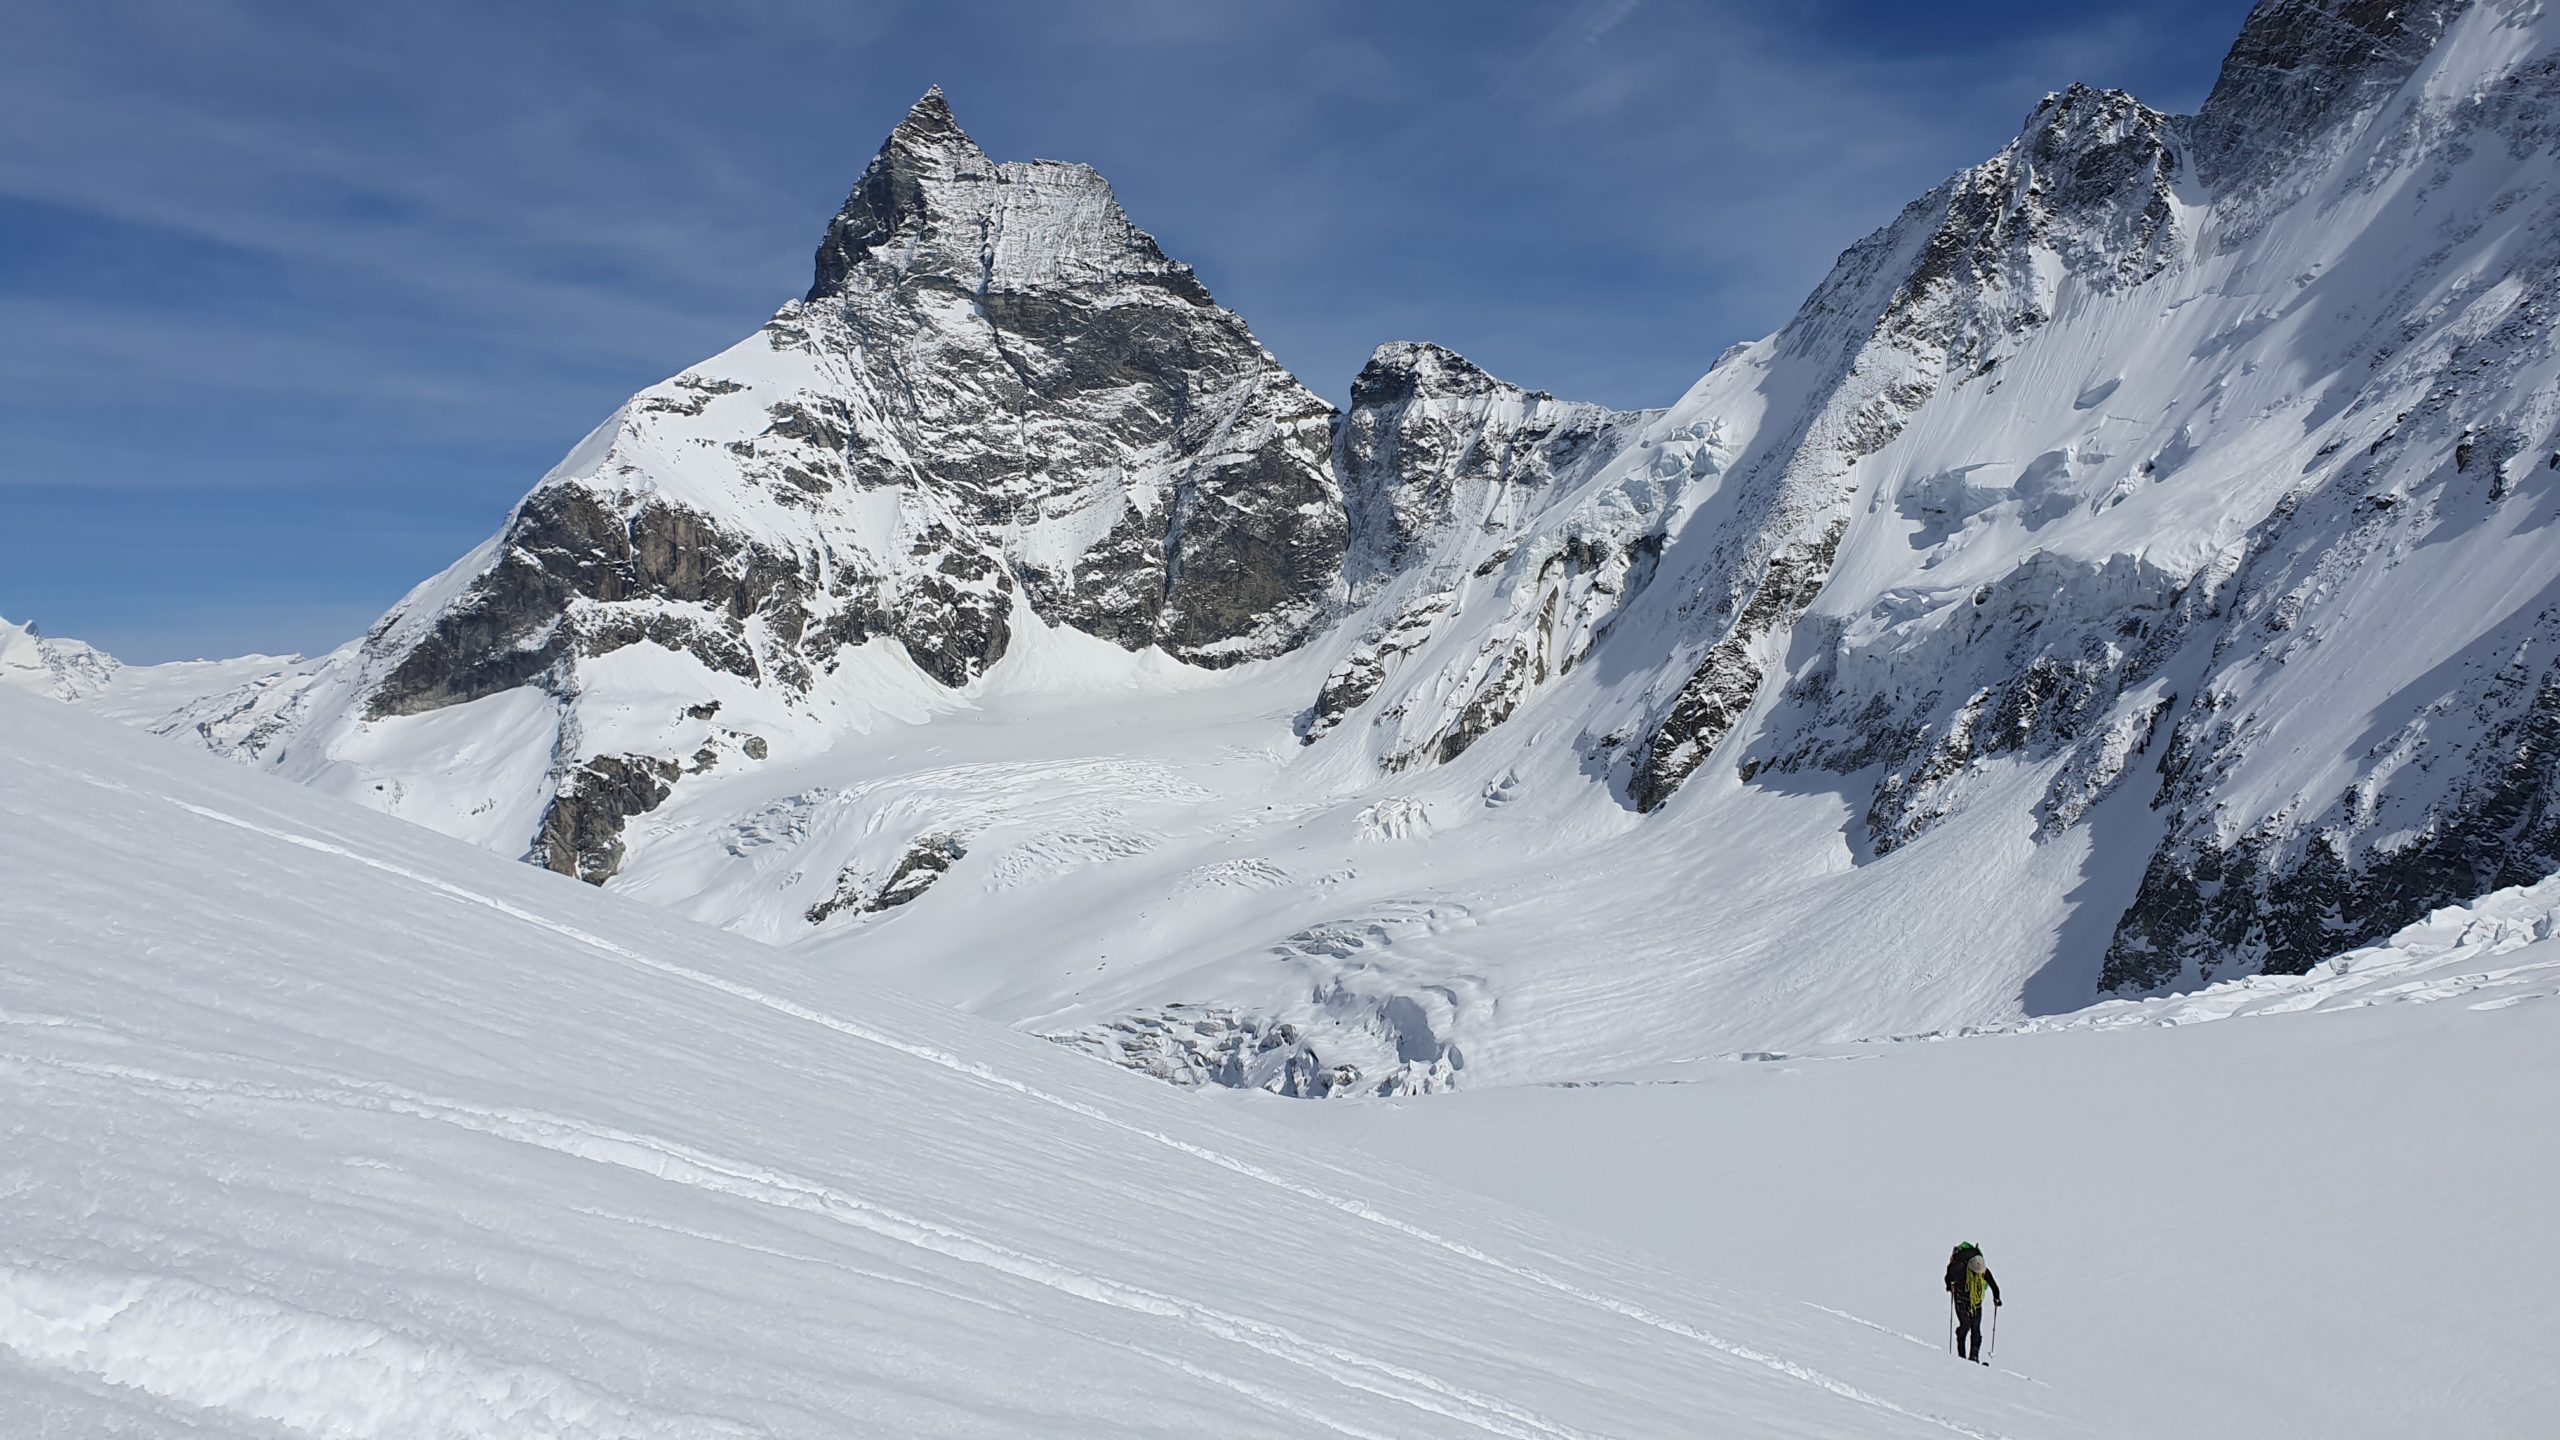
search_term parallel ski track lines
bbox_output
[1802,1305,2044,1388]
[572,1207,1417,1440]
[95,779,2019,1440]
[9,1054,1585,1440]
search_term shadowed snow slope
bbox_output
[2,690,2143,1439]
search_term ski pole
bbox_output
[1988,1300,1998,1361]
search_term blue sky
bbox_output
[2,0,2249,662]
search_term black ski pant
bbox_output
[1954,1299,1984,1361]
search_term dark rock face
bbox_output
[795,89,1345,670]
[367,487,613,719]
[369,489,798,720]
[806,833,968,924]
[2191,0,2475,194]
[807,88,969,302]
[1634,524,1844,812]
[2106,644,2560,991]
[529,754,680,885]
[1046,430,1345,662]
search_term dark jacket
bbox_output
[1945,1249,2002,1309]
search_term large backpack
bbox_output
[1944,1243,1979,1296]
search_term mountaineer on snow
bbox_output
[1944,1242,2003,1363]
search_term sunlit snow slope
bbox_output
[1284,896,2560,1438]
[2,689,2141,1439]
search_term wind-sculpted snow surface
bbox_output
[38,0,2560,1093]
[2,691,2140,1439]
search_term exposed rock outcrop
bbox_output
[806,832,970,924]
[529,754,680,885]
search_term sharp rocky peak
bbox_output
[2020,82,2168,146]
[338,75,1351,880]
[895,85,961,139]
[808,87,1198,304]
[809,88,982,299]
[1351,342,1569,411]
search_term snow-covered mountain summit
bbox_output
[0,615,117,702]
[47,0,2560,1094]
[170,89,1361,882]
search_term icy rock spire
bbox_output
[808,87,989,299]
[318,82,1350,880]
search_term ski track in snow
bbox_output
[554,1207,1408,1440]
[1801,1306,2044,1388]
[8,1055,1595,1440]
[86,774,2016,1440]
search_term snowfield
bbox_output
[3,689,2146,1439]
[1283,884,2560,1438]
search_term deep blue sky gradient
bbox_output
[2,0,2249,661]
